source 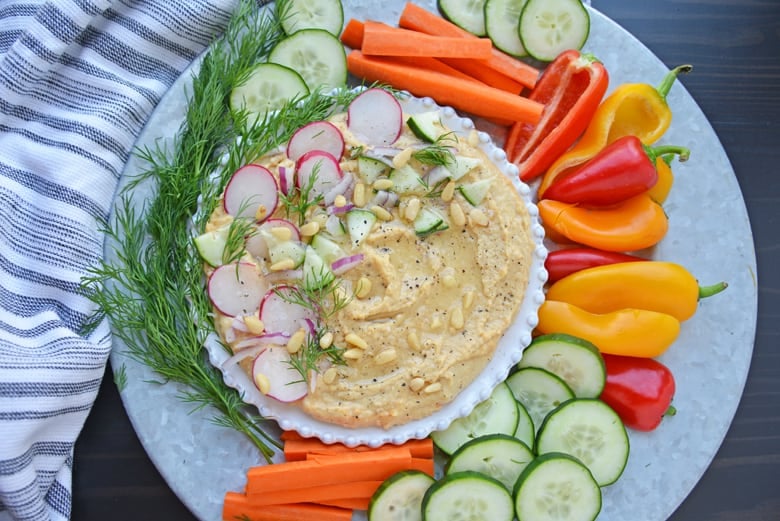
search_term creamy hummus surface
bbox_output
[204,108,535,429]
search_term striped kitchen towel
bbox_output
[0,1,240,519]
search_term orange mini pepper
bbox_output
[536,300,681,358]
[537,193,668,252]
[545,261,728,322]
[647,154,676,203]
[538,64,692,197]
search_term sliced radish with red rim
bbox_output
[347,88,403,147]
[208,262,270,317]
[245,218,301,260]
[278,165,295,196]
[287,121,345,163]
[295,150,344,204]
[223,164,279,222]
[252,346,308,402]
[259,285,317,337]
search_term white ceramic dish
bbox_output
[108,2,758,520]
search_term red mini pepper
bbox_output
[545,247,646,283]
[542,135,690,206]
[505,50,608,181]
[599,353,677,431]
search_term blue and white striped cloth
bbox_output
[0,2,239,519]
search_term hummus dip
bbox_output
[202,102,535,429]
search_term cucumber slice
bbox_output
[368,470,434,521]
[514,452,602,521]
[431,382,519,455]
[194,226,229,267]
[229,63,309,121]
[413,207,449,237]
[536,398,630,486]
[268,240,306,267]
[422,471,514,521]
[310,233,346,264]
[389,164,426,195]
[518,0,590,62]
[514,399,535,449]
[357,155,392,184]
[457,178,492,206]
[278,0,344,36]
[506,367,575,433]
[407,111,445,143]
[269,28,347,91]
[446,155,482,181]
[484,0,528,57]
[345,209,377,247]
[517,333,606,398]
[302,245,335,290]
[437,0,488,36]
[446,434,535,492]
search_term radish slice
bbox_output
[296,150,343,203]
[223,164,279,222]
[278,165,295,196]
[245,218,301,260]
[208,262,269,317]
[259,285,317,336]
[287,121,345,163]
[252,346,308,402]
[331,254,364,275]
[347,89,403,147]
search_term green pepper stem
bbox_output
[657,64,693,100]
[644,144,691,164]
[664,405,677,418]
[699,281,728,299]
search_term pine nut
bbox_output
[423,382,442,394]
[441,180,456,202]
[353,182,367,207]
[392,147,414,168]
[463,290,475,310]
[322,367,338,384]
[345,332,368,350]
[319,331,334,349]
[409,377,425,392]
[355,277,372,298]
[450,201,466,227]
[450,306,465,330]
[374,349,397,365]
[407,331,421,351]
[343,348,364,360]
[442,273,458,289]
[270,225,292,242]
[255,204,268,221]
[270,258,296,271]
[254,372,271,395]
[371,205,393,221]
[373,179,394,191]
[299,221,320,237]
[334,194,348,207]
[243,316,265,335]
[469,208,489,227]
[405,197,421,221]
[286,328,306,354]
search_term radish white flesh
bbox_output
[287,121,345,163]
[252,346,308,402]
[245,218,301,260]
[208,263,269,317]
[295,150,343,203]
[278,165,295,196]
[223,164,279,222]
[347,88,403,147]
[259,285,317,336]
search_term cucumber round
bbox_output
[438,0,488,36]
[514,399,535,449]
[422,471,514,521]
[518,333,605,398]
[518,0,590,62]
[278,0,344,36]
[431,382,519,455]
[536,398,630,486]
[268,28,347,92]
[229,63,309,120]
[446,434,535,492]
[484,0,528,57]
[514,452,602,521]
[368,470,434,521]
[506,366,575,433]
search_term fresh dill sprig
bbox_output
[222,216,256,265]
[113,363,128,392]
[279,161,324,225]
[413,132,458,167]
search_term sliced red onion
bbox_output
[331,254,365,275]
[323,173,354,206]
[328,203,354,215]
[221,344,266,370]
[383,192,399,209]
[232,331,290,352]
[370,190,389,207]
[425,165,452,187]
[325,214,346,236]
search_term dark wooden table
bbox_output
[71,1,780,519]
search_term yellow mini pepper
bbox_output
[647,155,675,203]
[536,300,680,358]
[545,261,727,322]
[538,64,693,197]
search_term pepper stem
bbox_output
[699,281,728,299]
[644,144,691,164]
[657,64,693,100]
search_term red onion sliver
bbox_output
[331,254,365,275]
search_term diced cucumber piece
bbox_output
[514,399,535,450]
[407,111,445,143]
[310,233,346,264]
[368,470,434,521]
[431,382,519,455]
[518,0,590,62]
[268,240,306,267]
[447,155,482,180]
[514,452,602,521]
[278,0,344,37]
[269,28,347,91]
[446,434,535,492]
[457,178,492,206]
[229,63,309,121]
[518,333,606,398]
[302,245,335,290]
[423,471,513,521]
[357,155,392,185]
[389,164,426,195]
[506,367,575,433]
[345,209,376,247]
[437,0,488,36]
[485,0,528,57]
[413,207,449,237]
[536,398,630,486]
[194,226,229,267]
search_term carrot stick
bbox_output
[340,18,365,49]
[392,56,484,84]
[284,437,435,461]
[399,2,539,89]
[246,480,383,505]
[440,57,524,94]
[318,497,371,511]
[346,50,543,124]
[361,21,492,59]
[410,457,436,477]
[245,447,413,494]
[222,492,352,521]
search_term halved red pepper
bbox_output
[545,247,646,284]
[600,354,677,431]
[505,50,608,181]
[542,135,690,206]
